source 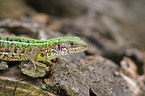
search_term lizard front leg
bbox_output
[30,47,47,70]
[30,47,54,66]
[20,47,49,78]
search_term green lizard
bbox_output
[0,36,88,72]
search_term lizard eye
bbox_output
[70,42,74,45]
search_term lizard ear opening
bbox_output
[57,44,61,50]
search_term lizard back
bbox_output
[0,36,46,61]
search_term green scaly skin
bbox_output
[0,36,88,69]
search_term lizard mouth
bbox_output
[69,43,89,54]
[81,42,89,51]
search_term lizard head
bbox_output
[48,36,88,57]
[62,36,89,54]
